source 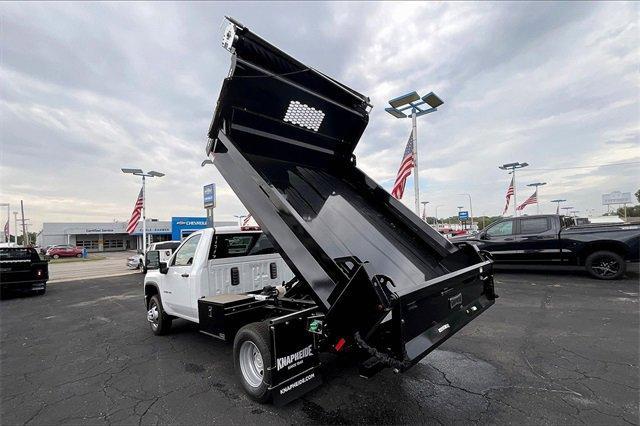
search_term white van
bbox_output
[143,227,294,324]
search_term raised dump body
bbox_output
[207,18,495,371]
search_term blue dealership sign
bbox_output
[458,211,469,220]
[171,216,209,240]
[203,183,216,208]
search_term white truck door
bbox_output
[163,234,201,320]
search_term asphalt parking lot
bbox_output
[1,270,638,425]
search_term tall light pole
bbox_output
[386,91,444,216]
[122,169,165,253]
[551,199,566,215]
[458,193,474,230]
[435,205,444,229]
[420,201,430,223]
[561,206,574,219]
[526,182,547,214]
[499,162,529,217]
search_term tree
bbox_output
[635,188,640,203]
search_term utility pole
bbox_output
[499,162,529,217]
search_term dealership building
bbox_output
[37,217,236,252]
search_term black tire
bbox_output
[147,294,172,335]
[138,260,144,270]
[585,250,626,280]
[233,322,273,403]
[36,284,46,296]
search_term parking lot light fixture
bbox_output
[526,182,547,214]
[386,90,444,216]
[551,199,566,215]
[122,168,165,252]
[498,162,529,217]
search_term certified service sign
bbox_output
[602,191,631,205]
[203,183,216,208]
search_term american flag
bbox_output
[502,175,515,215]
[391,130,415,200]
[242,214,252,226]
[517,189,538,211]
[126,187,144,234]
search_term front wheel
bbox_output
[147,294,172,335]
[233,322,273,403]
[52,254,60,259]
[76,253,83,258]
[585,250,625,280]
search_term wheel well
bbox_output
[578,241,627,265]
[144,283,159,307]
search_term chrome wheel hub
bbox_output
[239,341,264,388]
[147,305,159,328]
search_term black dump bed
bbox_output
[207,19,496,368]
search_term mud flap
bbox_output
[267,309,323,406]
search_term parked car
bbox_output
[0,246,48,296]
[46,245,83,259]
[127,241,181,270]
[452,214,640,279]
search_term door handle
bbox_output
[181,273,189,278]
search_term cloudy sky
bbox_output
[1,1,638,231]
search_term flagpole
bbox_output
[142,175,146,253]
[412,109,420,216]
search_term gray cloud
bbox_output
[0,1,638,230]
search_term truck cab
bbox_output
[144,227,293,323]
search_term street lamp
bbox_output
[420,201,429,223]
[121,168,165,253]
[386,91,444,216]
[526,182,547,214]
[551,199,566,215]
[499,162,529,217]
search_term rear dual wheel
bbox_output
[233,322,273,403]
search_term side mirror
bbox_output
[159,262,169,274]
[146,250,160,270]
[480,233,490,240]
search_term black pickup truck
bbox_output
[0,247,49,296]
[453,214,640,279]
